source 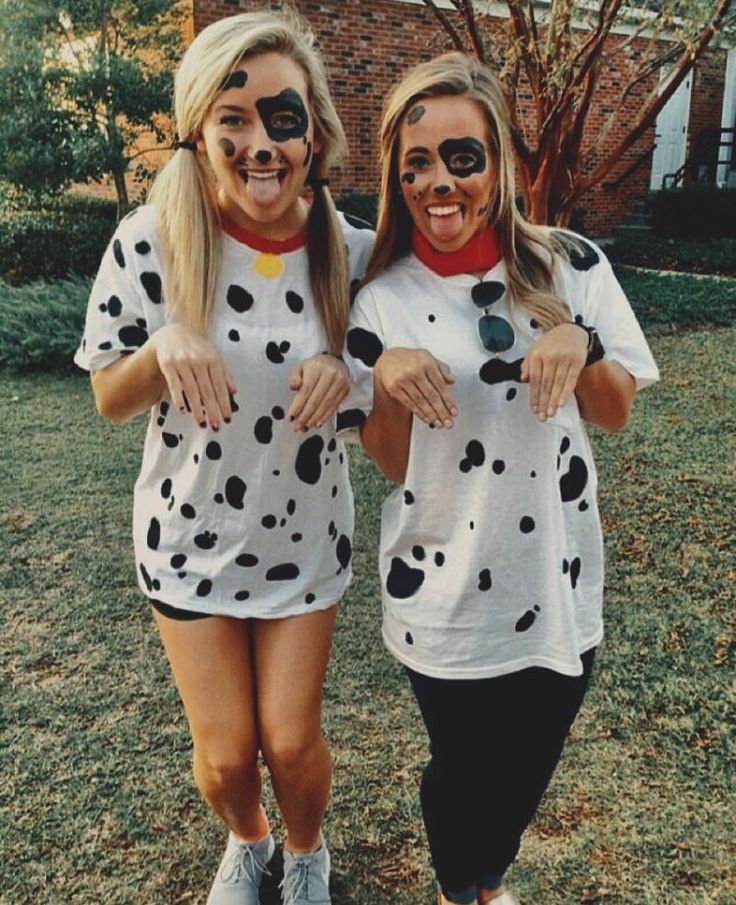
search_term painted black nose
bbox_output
[434,184,451,196]
[254,150,272,164]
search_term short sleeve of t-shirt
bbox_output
[74,207,165,373]
[563,242,659,390]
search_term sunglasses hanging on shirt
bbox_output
[471,281,515,354]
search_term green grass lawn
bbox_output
[1,328,734,905]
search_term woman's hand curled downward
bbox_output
[375,347,457,428]
[153,324,236,431]
[521,323,588,421]
[288,354,350,431]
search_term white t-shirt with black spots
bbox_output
[75,205,374,618]
[344,236,659,679]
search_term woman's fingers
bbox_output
[288,356,349,430]
[380,350,458,427]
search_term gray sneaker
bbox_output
[280,837,331,904]
[206,831,275,905]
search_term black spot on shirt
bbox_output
[194,531,217,550]
[140,272,162,304]
[227,284,254,313]
[386,556,425,599]
[347,327,383,367]
[196,579,212,597]
[119,323,149,348]
[266,340,291,364]
[113,239,125,268]
[336,535,351,569]
[236,553,259,567]
[336,409,366,431]
[515,605,541,632]
[224,476,246,509]
[206,441,222,461]
[266,563,300,581]
[147,518,160,550]
[478,568,492,591]
[254,416,273,444]
[135,240,151,255]
[479,358,525,386]
[286,291,304,313]
[560,456,589,502]
[295,435,324,484]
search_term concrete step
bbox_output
[612,223,653,240]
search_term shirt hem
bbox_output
[383,625,603,680]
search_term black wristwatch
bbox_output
[575,323,605,367]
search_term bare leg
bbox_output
[153,612,268,840]
[253,606,336,853]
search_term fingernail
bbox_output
[450,407,458,416]
[444,419,452,428]
[289,415,295,422]
[199,421,206,429]
[213,425,219,432]
[224,417,231,424]
[302,426,309,433]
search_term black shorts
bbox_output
[150,599,211,621]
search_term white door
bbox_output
[717,48,736,187]
[650,72,692,190]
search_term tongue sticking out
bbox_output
[247,173,282,206]
[428,209,464,244]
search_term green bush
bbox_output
[649,186,736,238]
[0,197,117,284]
[0,277,90,372]
[336,191,378,228]
[608,235,736,277]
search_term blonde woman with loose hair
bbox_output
[75,12,373,905]
[343,53,658,905]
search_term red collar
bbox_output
[221,216,308,253]
[412,227,502,277]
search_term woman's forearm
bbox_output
[575,360,636,434]
[360,376,412,483]
[90,340,165,423]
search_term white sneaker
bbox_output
[206,831,275,905]
[280,836,331,904]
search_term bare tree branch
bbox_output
[422,0,467,52]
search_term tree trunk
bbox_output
[112,167,129,221]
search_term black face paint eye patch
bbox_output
[220,70,248,91]
[219,138,236,158]
[407,105,425,125]
[438,137,487,177]
[255,88,309,142]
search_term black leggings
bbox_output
[150,599,211,621]
[406,648,596,902]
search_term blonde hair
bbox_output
[366,52,577,331]
[147,11,349,352]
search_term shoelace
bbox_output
[280,858,310,903]
[220,840,272,886]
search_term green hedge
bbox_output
[608,235,736,278]
[0,277,90,372]
[649,186,736,238]
[0,208,116,284]
[336,191,378,228]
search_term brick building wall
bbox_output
[192,0,724,237]
[687,48,728,180]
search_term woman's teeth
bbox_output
[427,204,462,216]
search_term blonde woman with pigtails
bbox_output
[75,12,373,905]
[343,53,658,905]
